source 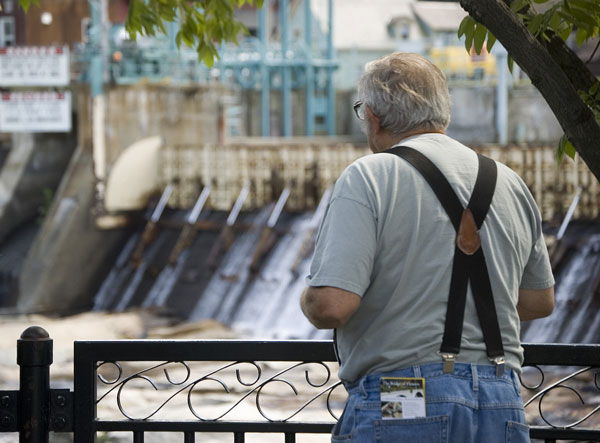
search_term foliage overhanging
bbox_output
[459,0,600,162]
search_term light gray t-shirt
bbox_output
[306,133,554,382]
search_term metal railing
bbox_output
[0,326,599,442]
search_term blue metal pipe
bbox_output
[280,0,292,136]
[326,0,335,135]
[259,0,270,136]
[304,0,314,136]
[496,46,509,145]
[89,0,103,97]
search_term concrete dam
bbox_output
[3,135,600,343]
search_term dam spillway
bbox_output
[7,137,600,343]
[88,139,600,342]
[92,205,330,340]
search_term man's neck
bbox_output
[372,128,445,153]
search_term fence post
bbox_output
[17,326,52,443]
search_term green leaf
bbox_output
[19,0,31,12]
[570,0,600,14]
[532,0,549,3]
[510,0,530,13]
[486,31,497,53]
[197,42,216,67]
[568,6,599,31]
[18,0,39,12]
[575,27,589,45]
[473,23,487,55]
[462,20,475,53]
[458,15,476,38]
[182,30,195,47]
[558,23,573,40]
[556,135,577,162]
[527,13,545,36]
[557,10,578,26]
[565,140,577,159]
[548,11,562,32]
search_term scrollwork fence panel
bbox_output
[1,330,599,442]
[74,340,343,442]
[72,341,600,443]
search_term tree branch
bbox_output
[460,0,600,182]
[585,39,600,65]
[545,34,597,93]
[499,0,597,101]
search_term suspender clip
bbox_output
[440,353,456,374]
[490,356,505,376]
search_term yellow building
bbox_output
[429,45,497,79]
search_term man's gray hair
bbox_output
[358,52,451,135]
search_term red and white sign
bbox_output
[0,91,72,132]
[0,45,70,86]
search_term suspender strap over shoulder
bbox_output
[385,146,505,376]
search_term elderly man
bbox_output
[301,52,554,442]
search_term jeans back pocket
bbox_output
[506,420,530,443]
[374,415,449,443]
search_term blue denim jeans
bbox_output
[332,363,529,443]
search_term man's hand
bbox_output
[517,287,555,321]
[300,286,361,329]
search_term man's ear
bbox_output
[366,106,382,134]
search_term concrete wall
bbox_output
[447,85,497,143]
[0,131,77,244]
[17,143,130,314]
[508,86,563,143]
[103,84,229,166]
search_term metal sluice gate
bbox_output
[93,177,335,340]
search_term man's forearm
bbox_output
[517,287,555,321]
[517,302,553,321]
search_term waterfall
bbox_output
[93,207,327,339]
[521,231,600,344]
[93,206,598,344]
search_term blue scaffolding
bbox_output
[84,0,338,136]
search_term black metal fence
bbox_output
[1,326,599,442]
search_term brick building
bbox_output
[0,0,25,46]
[1,0,128,49]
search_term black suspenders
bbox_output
[385,146,505,376]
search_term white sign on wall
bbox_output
[0,91,72,132]
[0,46,70,86]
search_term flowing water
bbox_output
[521,229,600,344]
[93,209,600,344]
[92,208,329,340]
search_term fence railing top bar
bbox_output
[73,340,600,365]
[74,339,338,362]
[95,420,335,433]
[522,343,600,367]
[529,426,600,440]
